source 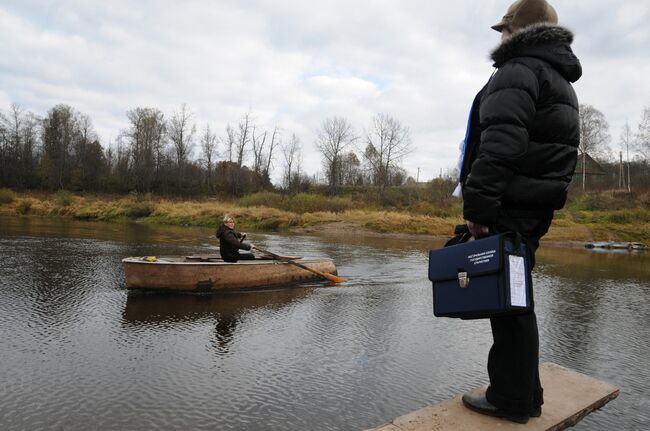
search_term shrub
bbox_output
[252,217,284,231]
[74,206,101,220]
[567,191,637,211]
[124,202,154,218]
[239,192,284,209]
[378,187,415,208]
[638,192,650,208]
[407,200,461,218]
[128,190,153,202]
[0,188,16,204]
[287,193,354,213]
[325,196,355,213]
[604,209,650,224]
[54,189,74,207]
[16,198,33,214]
[97,176,123,194]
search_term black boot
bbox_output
[462,393,530,424]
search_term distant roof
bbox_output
[575,152,608,175]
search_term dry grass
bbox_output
[0,188,16,204]
[0,191,645,242]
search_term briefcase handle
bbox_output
[444,224,472,247]
[444,225,525,252]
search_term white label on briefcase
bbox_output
[508,255,527,307]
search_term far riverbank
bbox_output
[0,190,647,244]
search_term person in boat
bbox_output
[457,0,581,424]
[216,214,256,262]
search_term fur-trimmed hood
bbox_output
[491,23,582,83]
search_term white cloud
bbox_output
[0,0,648,182]
[616,1,649,28]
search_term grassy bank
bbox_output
[0,188,647,242]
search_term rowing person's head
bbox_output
[223,214,235,227]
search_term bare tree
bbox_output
[363,113,413,195]
[7,103,23,148]
[251,126,267,175]
[220,112,254,196]
[200,124,218,193]
[315,116,357,194]
[282,133,301,194]
[42,104,78,190]
[263,126,280,183]
[251,125,281,185]
[0,104,35,187]
[217,112,254,196]
[579,104,612,161]
[235,112,252,168]
[71,113,100,189]
[105,140,115,173]
[579,104,612,191]
[0,104,21,187]
[635,106,650,161]
[20,110,40,188]
[168,104,196,189]
[222,124,236,162]
[0,110,7,187]
[123,107,166,192]
[340,151,362,185]
[114,136,130,184]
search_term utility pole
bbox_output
[582,151,586,192]
[416,167,420,183]
[626,133,631,193]
[619,151,624,190]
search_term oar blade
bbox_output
[321,272,347,283]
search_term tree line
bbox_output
[0,103,415,198]
[1,101,648,198]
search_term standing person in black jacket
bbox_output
[216,214,256,262]
[459,0,582,424]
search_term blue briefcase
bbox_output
[428,231,533,319]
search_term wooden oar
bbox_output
[252,246,347,283]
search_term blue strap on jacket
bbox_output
[452,99,477,197]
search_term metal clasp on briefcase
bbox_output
[458,271,469,288]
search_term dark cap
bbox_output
[491,0,558,32]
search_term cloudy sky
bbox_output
[1,0,648,183]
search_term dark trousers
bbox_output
[485,217,551,414]
[223,252,256,263]
[486,311,543,414]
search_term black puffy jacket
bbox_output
[216,223,251,262]
[462,24,582,227]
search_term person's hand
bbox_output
[466,220,489,238]
[249,244,256,250]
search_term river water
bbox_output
[0,216,648,430]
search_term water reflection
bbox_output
[537,246,650,280]
[0,215,218,248]
[122,289,312,353]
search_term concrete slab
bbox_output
[367,363,619,431]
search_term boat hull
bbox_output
[122,256,338,292]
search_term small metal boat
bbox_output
[584,241,648,251]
